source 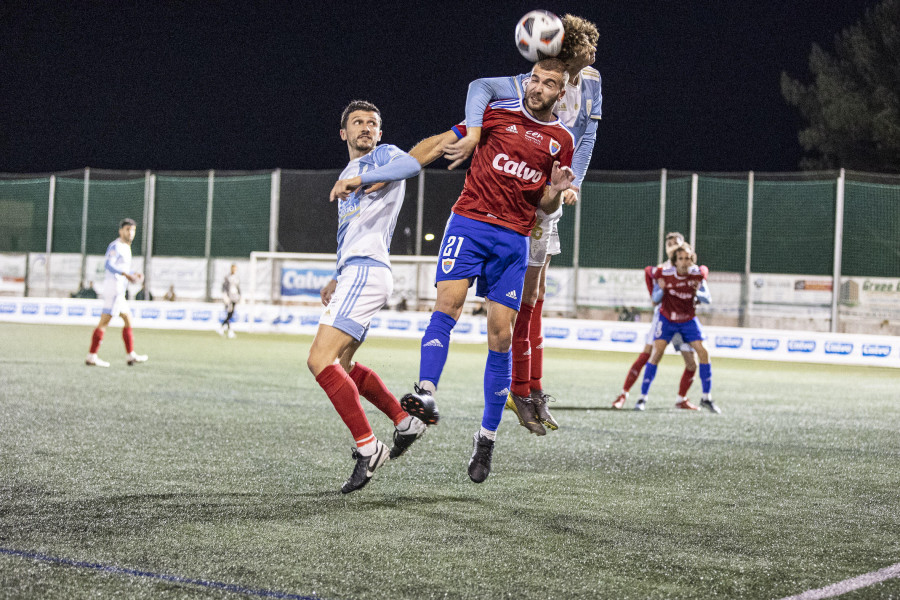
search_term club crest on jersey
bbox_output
[441,258,455,274]
[549,139,561,156]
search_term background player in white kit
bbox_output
[85,218,148,367]
[443,14,602,433]
[307,100,430,494]
[218,263,241,338]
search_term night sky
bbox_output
[0,0,880,174]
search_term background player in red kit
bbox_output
[402,58,576,483]
[636,243,721,414]
[614,232,710,410]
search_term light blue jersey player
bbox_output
[307,100,429,495]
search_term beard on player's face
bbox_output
[525,91,556,113]
[351,135,375,152]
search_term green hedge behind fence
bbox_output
[1,170,898,278]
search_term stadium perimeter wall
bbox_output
[2,297,896,369]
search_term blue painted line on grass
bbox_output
[0,547,321,600]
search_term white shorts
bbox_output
[101,280,130,316]
[319,263,392,342]
[529,206,563,267]
[646,305,694,353]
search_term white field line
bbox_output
[778,562,900,600]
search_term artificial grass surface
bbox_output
[1,322,898,599]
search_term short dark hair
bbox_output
[340,100,381,129]
[119,218,136,229]
[533,58,570,86]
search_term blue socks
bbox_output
[641,362,658,395]
[481,349,511,431]
[419,311,456,388]
[699,363,712,394]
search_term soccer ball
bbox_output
[514,10,565,62]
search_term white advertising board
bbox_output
[2,297,897,368]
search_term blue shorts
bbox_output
[654,313,705,344]
[435,213,529,310]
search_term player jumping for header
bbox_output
[443,14,602,435]
[402,58,576,483]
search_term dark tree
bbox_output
[781,0,900,172]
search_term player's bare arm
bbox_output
[442,126,482,170]
[540,161,575,213]
[409,130,460,168]
[330,175,363,202]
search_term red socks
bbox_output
[623,352,651,392]
[511,302,534,397]
[89,328,104,354]
[529,299,544,392]
[349,363,406,425]
[679,368,696,397]
[315,364,374,447]
[122,327,135,353]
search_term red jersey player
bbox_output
[614,232,710,411]
[402,58,576,483]
[635,243,721,413]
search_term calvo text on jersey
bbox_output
[491,153,543,183]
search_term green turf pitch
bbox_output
[1,322,898,599]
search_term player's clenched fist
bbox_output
[329,175,363,202]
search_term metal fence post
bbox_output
[270,169,281,252]
[80,167,90,287]
[205,170,215,302]
[831,168,846,332]
[45,175,56,297]
[689,173,698,249]
[657,169,667,264]
[415,170,425,256]
[142,170,153,292]
[740,171,754,327]
[571,185,582,317]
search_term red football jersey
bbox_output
[452,99,575,236]
[653,264,709,322]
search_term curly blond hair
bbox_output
[556,14,599,62]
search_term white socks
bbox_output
[479,426,497,441]
[396,415,426,435]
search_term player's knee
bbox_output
[486,323,513,352]
[682,353,697,370]
[306,351,330,377]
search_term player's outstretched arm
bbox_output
[409,130,460,167]
[540,161,575,214]
[330,152,420,201]
[443,76,520,169]
[442,127,481,170]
